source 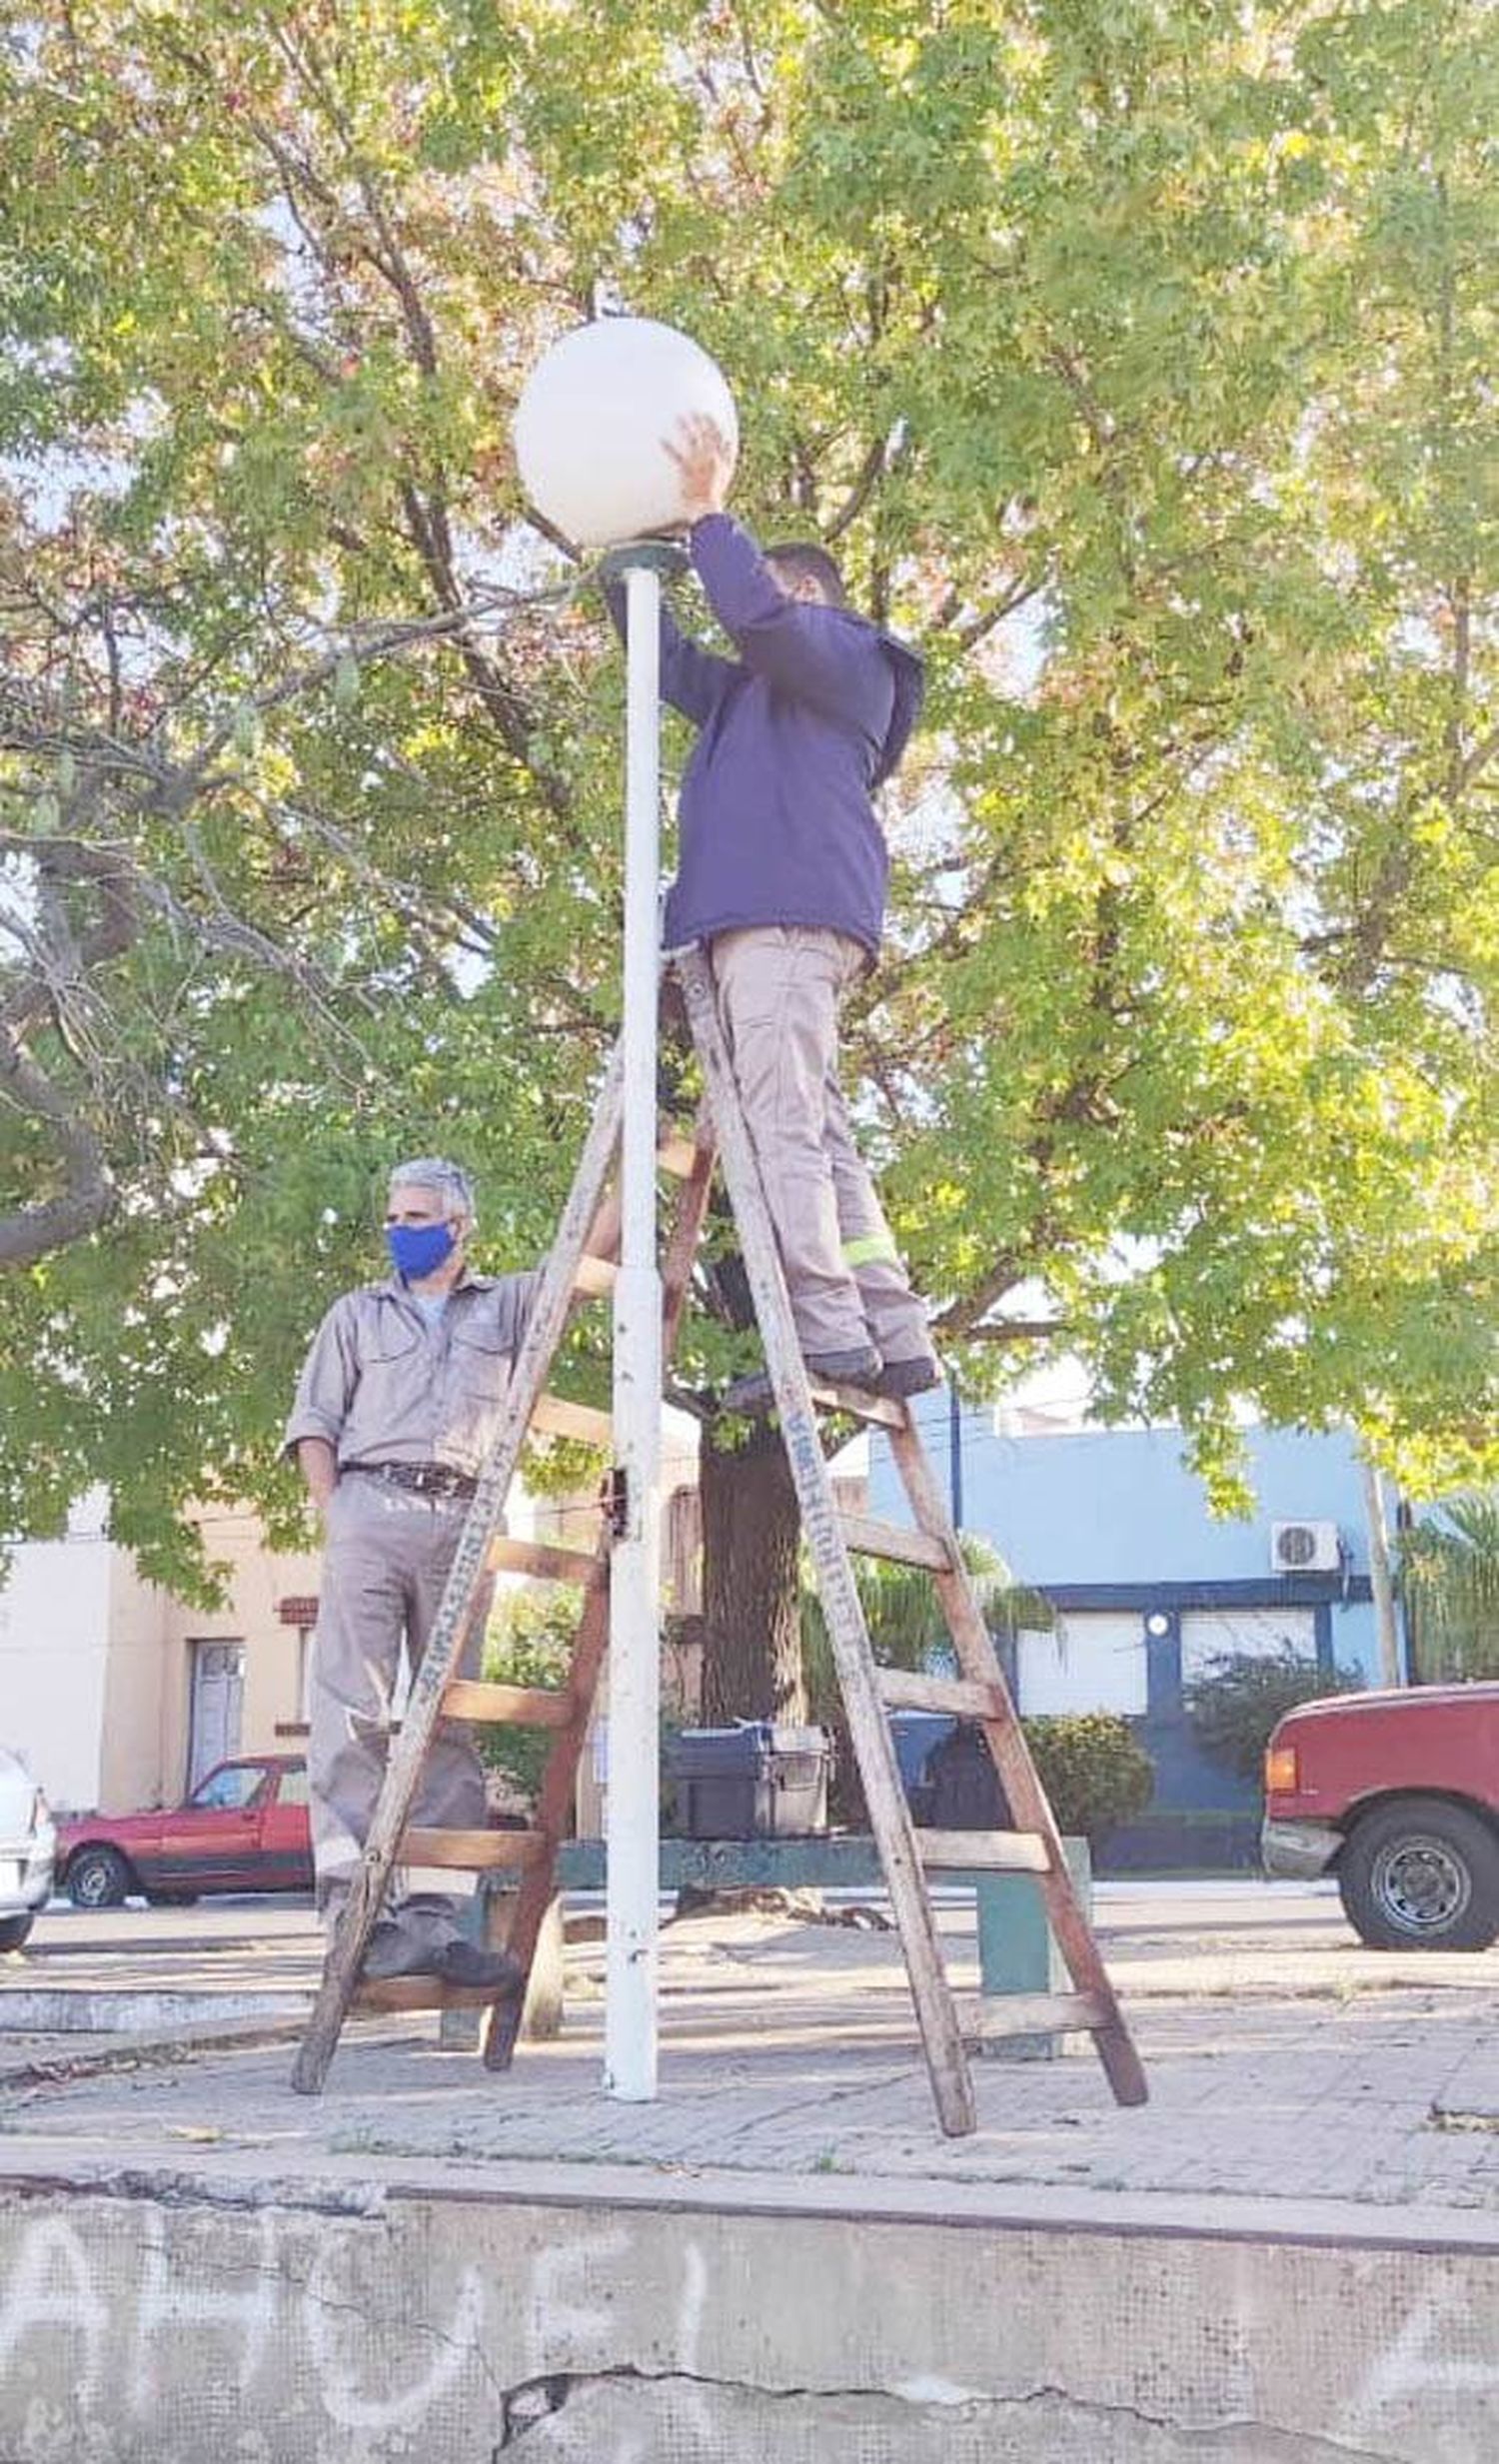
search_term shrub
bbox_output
[1021,1714,1155,1844]
[1183,1645,1363,1785]
[477,1584,581,1807]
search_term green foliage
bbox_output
[0,0,1496,1591]
[476,1584,580,1805]
[1398,1494,1499,1680]
[1020,1716,1156,1847]
[1184,1646,1364,1784]
[800,1533,1050,1702]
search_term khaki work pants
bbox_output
[309,1470,492,1957]
[711,924,932,1365]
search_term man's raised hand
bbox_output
[664,411,735,524]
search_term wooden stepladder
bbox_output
[291,948,1147,2131]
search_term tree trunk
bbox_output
[700,1417,806,1724]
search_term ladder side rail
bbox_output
[677,948,976,2137]
[291,1045,627,2095]
[483,1105,720,2067]
[887,1418,1148,2108]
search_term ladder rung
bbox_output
[401,1827,550,1870]
[657,1132,699,1179]
[441,1680,574,1728]
[355,1976,522,2014]
[914,1830,1050,1873]
[488,1534,603,1585]
[574,1254,618,1297]
[840,1513,953,1573]
[807,1379,904,1427]
[531,1392,613,1447]
[877,1670,1009,1721]
[956,1990,1108,2040]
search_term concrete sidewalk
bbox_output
[6,1881,1499,2215]
[4,1882,1499,2461]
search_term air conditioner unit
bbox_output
[1269,1520,1341,1576]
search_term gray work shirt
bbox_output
[283,1267,545,1479]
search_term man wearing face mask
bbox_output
[283,1157,538,1989]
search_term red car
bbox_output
[56,1756,313,1909]
[1262,1683,1499,1950]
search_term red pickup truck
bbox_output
[1262,1684,1499,1950]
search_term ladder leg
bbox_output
[887,1418,1148,2109]
[679,948,976,2136]
[290,1046,628,2095]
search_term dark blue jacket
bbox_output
[611,516,924,959]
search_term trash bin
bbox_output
[885,1711,956,1825]
[927,1720,1013,1829]
[668,1723,832,1840]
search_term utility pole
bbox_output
[1359,1451,1403,1688]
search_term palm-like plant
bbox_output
[799,1538,1053,1823]
[800,1536,1051,1688]
[1397,1494,1499,1681]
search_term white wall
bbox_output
[0,1489,113,1810]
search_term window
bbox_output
[1179,1608,1316,1681]
[190,1763,266,1812]
[276,1765,310,1809]
[1017,1612,1149,1718]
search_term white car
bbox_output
[0,1746,55,1951]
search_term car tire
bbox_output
[1338,1797,1499,1951]
[0,1912,34,1952]
[66,1846,133,1910]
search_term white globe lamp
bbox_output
[514,317,738,549]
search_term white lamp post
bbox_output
[515,319,738,2101]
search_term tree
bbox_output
[1398,1494,1499,1680]
[1,0,1495,1657]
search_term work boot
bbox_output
[722,1347,882,1416]
[425,1937,526,1995]
[360,1926,523,1996]
[871,1355,943,1403]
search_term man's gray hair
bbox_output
[388,1156,477,1223]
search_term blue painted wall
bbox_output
[869,1419,1385,1868]
[872,1418,1381,1674]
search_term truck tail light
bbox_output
[1264,1743,1299,1796]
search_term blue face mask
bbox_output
[387,1221,458,1282]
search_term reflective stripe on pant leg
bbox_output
[713,925,871,1357]
[842,1231,900,1269]
[823,1072,934,1366]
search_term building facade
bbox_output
[870,1418,1381,1866]
[0,1489,321,1818]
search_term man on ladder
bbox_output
[610,413,941,1415]
[290,368,1146,2126]
[284,1155,536,1993]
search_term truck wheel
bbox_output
[1338,1798,1499,1951]
[0,1913,34,1952]
[66,1846,133,1910]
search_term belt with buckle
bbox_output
[353,1461,478,1500]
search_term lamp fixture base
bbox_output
[599,538,691,583]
